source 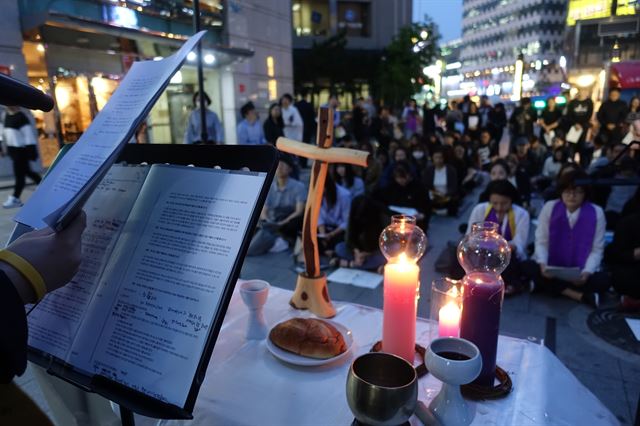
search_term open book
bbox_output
[26,161,269,410]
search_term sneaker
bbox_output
[581,292,599,309]
[268,237,289,253]
[2,196,22,209]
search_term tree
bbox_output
[377,21,440,109]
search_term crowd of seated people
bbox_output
[247,91,640,310]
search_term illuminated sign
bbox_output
[566,0,612,25]
[103,5,139,29]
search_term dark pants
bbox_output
[8,146,41,198]
[522,259,610,295]
[334,242,385,271]
[247,216,304,256]
[612,264,640,298]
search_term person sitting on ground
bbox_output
[604,156,638,230]
[479,159,523,205]
[468,180,530,294]
[473,129,498,172]
[410,143,430,173]
[380,146,417,188]
[506,153,532,208]
[247,155,305,255]
[333,195,389,271]
[423,147,459,216]
[236,102,266,145]
[527,135,548,176]
[317,174,351,257]
[374,162,431,231]
[330,163,365,200]
[524,169,608,308]
[542,161,581,202]
[604,212,640,311]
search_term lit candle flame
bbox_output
[398,252,408,264]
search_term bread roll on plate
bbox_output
[269,318,347,359]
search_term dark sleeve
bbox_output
[447,166,458,196]
[605,215,639,264]
[0,271,28,383]
[423,166,435,190]
[596,104,604,124]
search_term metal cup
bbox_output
[346,352,418,426]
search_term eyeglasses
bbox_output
[562,188,585,196]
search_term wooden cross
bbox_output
[276,107,369,318]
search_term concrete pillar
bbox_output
[0,0,28,82]
[221,68,237,145]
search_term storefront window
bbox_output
[292,0,330,36]
[337,2,371,37]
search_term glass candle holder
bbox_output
[430,277,462,339]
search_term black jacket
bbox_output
[423,165,459,197]
[0,271,27,383]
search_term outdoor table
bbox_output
[132,285,617,426]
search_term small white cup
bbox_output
[239,279,270,309]
[239,279,270,340]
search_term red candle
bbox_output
[382,254,420,363]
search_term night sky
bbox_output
[413,0,463,43]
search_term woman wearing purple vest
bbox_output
[467,180,530,295]
[528,169,609,307]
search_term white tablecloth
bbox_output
[136,286,618,426]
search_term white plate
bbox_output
[266,320,354,367]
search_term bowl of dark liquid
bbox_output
[346,352,418,426]
[426,338,482,426]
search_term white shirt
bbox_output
[433,167,448,194]
[281,105,303,142]
[534,199,605,274]
[467,202,530,259]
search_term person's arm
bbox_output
[596,104,605,125]
[534,201,553,268]
[279,201,304,226]
[236,122,248,145]
[184,112,195,144]
[466,203,485,234]
[512,207,530,259]
[0,212,85,383]
[583,206,606,274]
[214,113,224,143]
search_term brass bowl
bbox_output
[346,352,418,426]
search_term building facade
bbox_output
[451,0,568,101]
[563,0,640,103]
[291,0,412,107]
[1,0,293,165]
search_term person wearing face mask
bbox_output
[523,169,608,307]
[423,147,459,216]
[410,144,428,171]
[467,180,530,295]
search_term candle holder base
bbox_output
[289,273,336,318]
[351,419,410,426]
[369,341,428,378]
[461,366,512,400]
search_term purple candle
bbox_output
[459,271,504,387]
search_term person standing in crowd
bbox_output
[323,93,340,127]
[538,96,563,146]
[478,95,493,129]
[263,103,284,145]
[370,105,395,150]
[2,106,41,208]
[597,88,628,144]
[184,91,223,144]
[510,97,536,142]
[565,88,594,166]
[280,93,303,142]
[236,102,266,145]
[446,100,464,133]
[401,99,421,139]
[468,180,530,295]
[423,147,459,216]
[351,97,368,143]
[295,89,316,145]
[464,102,481,140]
[488,102,508,141]
[422,100,438,136]
[525,169,608,307]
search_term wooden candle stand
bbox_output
[277,107,369,318]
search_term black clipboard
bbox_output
[13,143,279,420]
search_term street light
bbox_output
[512,53,524,102]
